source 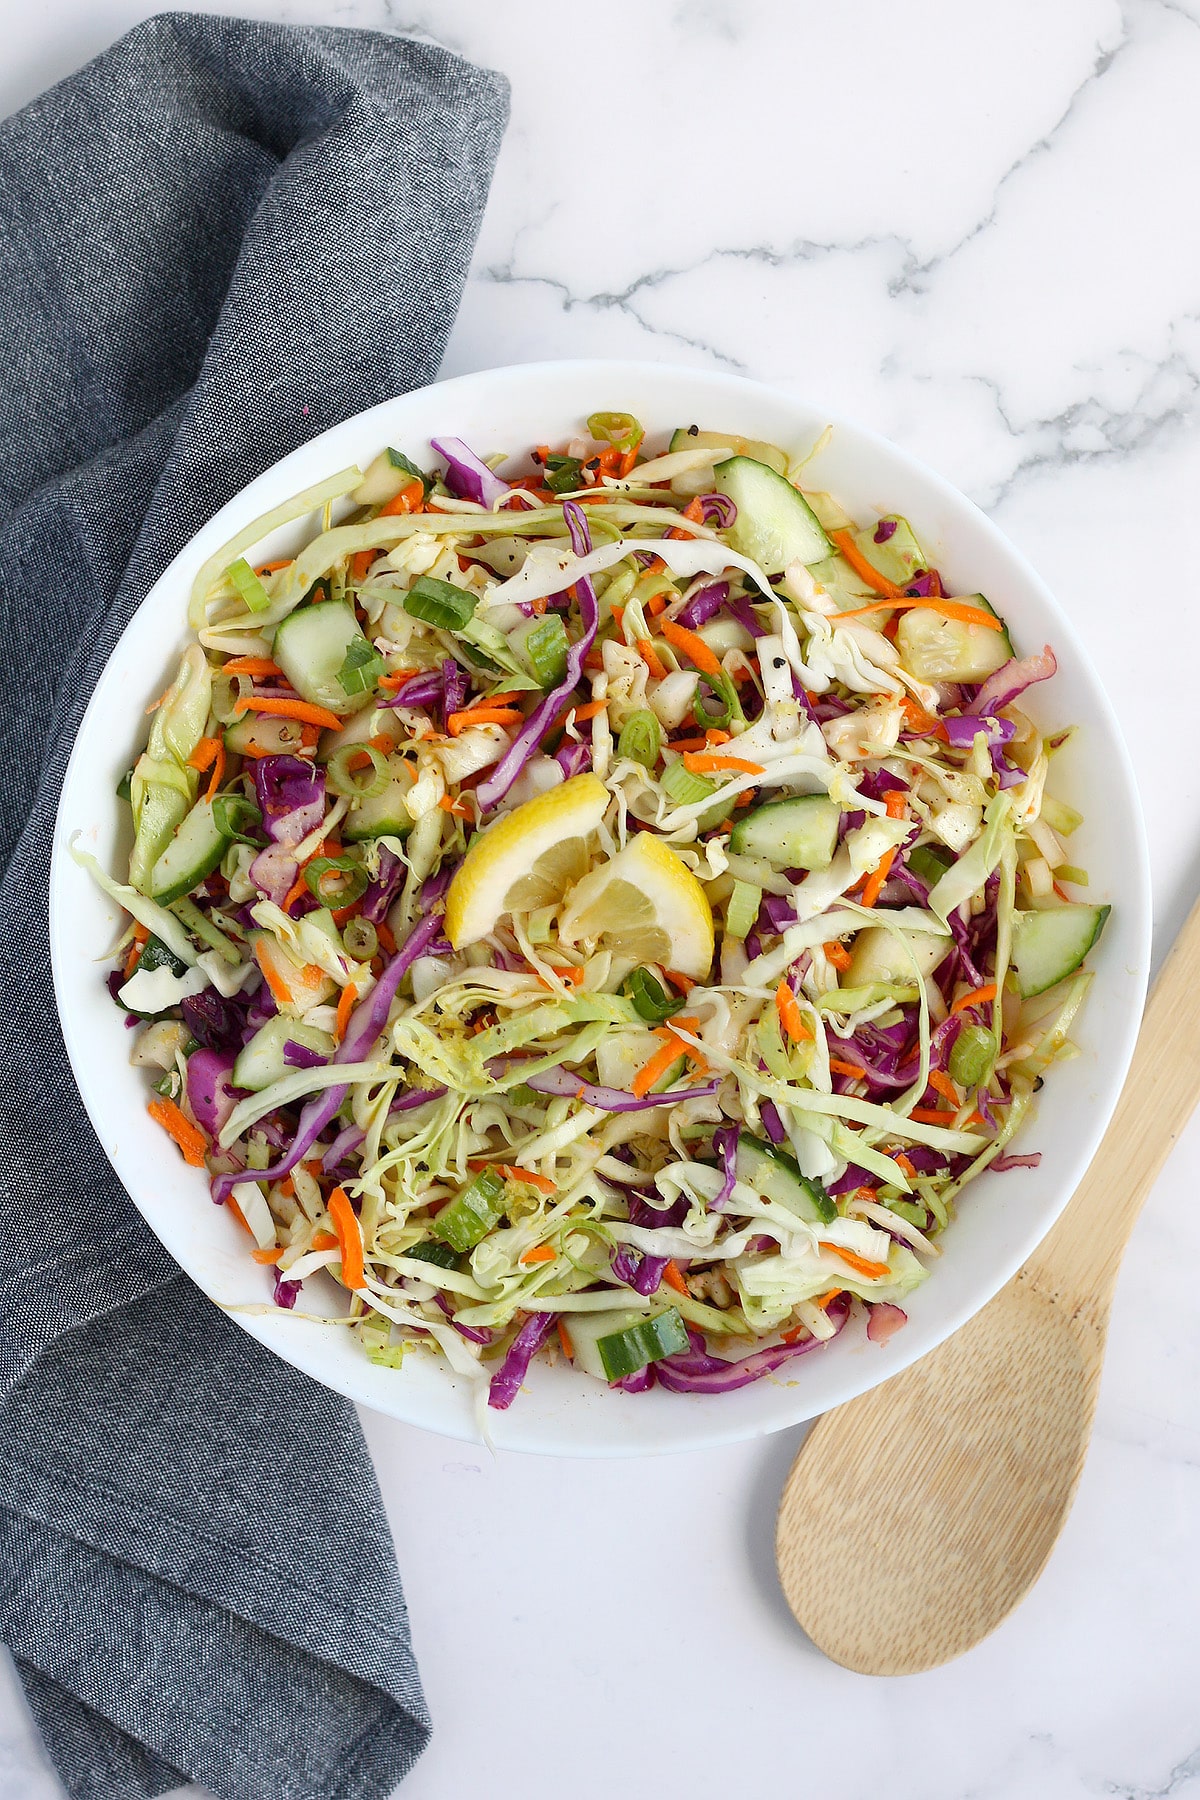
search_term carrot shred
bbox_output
[446,706,522,736]
[551,698,607,736]
[221,655,283,677]
[630,1034,688,1098]
[376,667,420,691]
[894,1153,918,1181]
[828,527,904,599]
[379,479,424,518]
[662,1259,690,1297]
[253,939,293,1006]
[350,548,377,583]
[147,1097,207,1167]
[468,1160,557,1194]
[637,638,668,680]
[928,1069,961,1105]
[775,980,810,1044]
[326,1186,365,1289]
[824,939,852,971]
[439,795,472,817]
[647,592,669,616]
[901,697,946,738]
[908,1107,958,1124]
[818,1241,892,1280]
[335,983,358,1044]
[836,595,1005,630]
[557,1319,574,1359]
[951,982,998,1014]
[225,1194,253,1236]
[829,1057,868,1080]
[282,871,309,914]
[659,617,724,678]
[233,694,345,731]
[519,1244,557,1265]
[312,1230,339,1251]
[252,1246,285,1265]
[546,965,585,987]
[664,969,696,993]
[682,752,765,776]
[376,922,396,956]
[254,560,292,575]
[187,736,220,772]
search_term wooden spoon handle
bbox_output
[1028,892,1200,1312]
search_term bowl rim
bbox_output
[50,357,1152,1455]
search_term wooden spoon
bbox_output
[775,901,1189,1675]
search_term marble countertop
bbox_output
[4,3,1199,1797]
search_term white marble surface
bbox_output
[4,2,1200,1796]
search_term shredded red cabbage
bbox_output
[519,1063,721,1113]
[487,1311,558,1409]
[252,755,325,843]
[655,1305,850,1392]
[866,1302,907,1344]
[991,1152,1042,1172]
[676,581,729,629]
[974,645,1057,716]
[186,1049,239,1138]
[283,1039,327,1070]
[431,436,511,508]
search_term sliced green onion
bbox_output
[526,615,569,688]
[304,856,370,906]
[587,411,643,453]
[662,760,717,808]
[170,896,243,964]
[692,671,742,730]
[1056,864,1088,887]
[888,1198,929,1229]
[211,671,251,725]
[327,743,390,798]
[337,635,385,697]
[948,1023,995,1090]
[342,916,378,961]
[1040,795,1082,837]
[211,795,263,844]
[544,454,583,494]
[153,1070,182,1100]
[431,1168,507,1253]
[225,557,272,614]
[115,769,134,803]
[906,843,955,888]
[726,880,762,942]
[403,574,478,631]
[623,967,682,1023]
[616,709,662,769]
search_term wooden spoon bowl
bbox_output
[775,899,1191,1675]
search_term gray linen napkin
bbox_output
[0,16,508,1799]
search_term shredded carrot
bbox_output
[252,1246,285,1265]
[278,1175,296,1198]
[885,791,908,820]
[335,983,358,1044]
[818,1241,892,1280]
[647,592,669,616]
[326,1186,365,1289]
[637,637,668,680]
[221,655,282,678]
[682,752,765,776]
[928,1070,961,1106]
[609,603,626,639]
[468,1160,557,1194]
[859,792,909,909]
[147,1097,207,1167]
[312,1230,339,1252]
[253,939,293,1006]
[618,436,643,477]
[226,1194,253,1236]
[951,982,998,1014]
[519,1244,557,1265]
[824,939,852,972]
[908,1107,958,1124]
[681,497,706,524]
[836,595,1005,630]
[446,706,522,736]
[376,668,420,692]
[281,871,309,914]
[662,1259,690,1297]
[254,559,292,575]
[829,1057,868,1080]
[187,736,220,772]
[376,922,396,956]
[813,1288,844,1309]
[233,694,345,731]
[630,1033,689,1098]
[379,479,424,518]
[122,921,151,981]
[775,979,810,1044]
[204,739,226,799]
[828,527,904,599]
[350,548,377,583]
[659,617,724,678]
[557,1319,574,1359]
[664,969,696,993]
[546,964,585,987]
[439,794,472,817]
[551,698,606,736]
[894,1153,918,1181]
[901,697,946,738]
[665,526,694,541]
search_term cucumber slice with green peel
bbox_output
[343,762,415,842]
[712,456,831,574]
[905,843,955,888]
[223,712,308,757]
[148,797,231,905]
[736,1135,836,1225]
[232,1016,335,1091]
[844,925,951,988]
[729,795,840,871]
[1011,903,1110,998]
[567,1306,690,1382]
[854,516,928,589]
[272,601,379,717]
[896,598,1014,684]
[807,552,877,611]
[669,427,788,475]
[431,1167,508,1253]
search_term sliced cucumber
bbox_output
[729,795,840,871]
[567,1305,689,1382]
[1011,903,1110,998]
[844,925,950,988]
[223,712,308,757]
[736,1135,836,1225]
[669,427,788,475]
[148,797,231,905]
[233,1016,335,1091]
[248,930,336,1016]
[855,516,928,589]
[807,552,877,612]
[896,597,1013,684]
[713,456,831,574]
[272,601,379,717]
[343,759,416,842]
[350,447,430,508]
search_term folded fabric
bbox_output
[0,16,508,1799]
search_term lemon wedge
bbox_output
[557,832,714,979]
[445,772,609,949]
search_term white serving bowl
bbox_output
[50,360,1151,1456]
